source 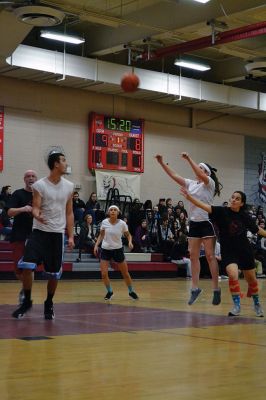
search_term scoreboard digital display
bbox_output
[88,112,144,172]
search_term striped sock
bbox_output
[232,294,241,306]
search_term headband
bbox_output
[108,205,120,212]
[199,162,211,176]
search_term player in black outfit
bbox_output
[181,189,266,317]
[6,170,37,303]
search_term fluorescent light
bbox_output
[193,0,210,3]
[174,59,211,71]
[40,31,85,45]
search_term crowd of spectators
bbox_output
[1,183,265,277]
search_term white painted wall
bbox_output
[0,76,265,207]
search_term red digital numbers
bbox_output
[89,112,144,172]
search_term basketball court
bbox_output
[0,278,265,400]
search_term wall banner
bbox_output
[0,107,3,171]
[95,170,141,201]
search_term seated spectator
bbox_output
[143,199,153,213]
[254,222,266,276]
[174,200,188,218]
[84,192,101,224]
[128,198,145,236]
[0,201,12,239]
[76,214,98,262]
[178,211,189,234]
[0,185,12,206]
[134,219,151,252]
[157,198,167,218]
[159,217,174,260]
[72,191,86,223]
[146,209,160,251]
[171,230,191,277]
[256,205,265,220]
[166,198,173,210]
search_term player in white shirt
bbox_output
[12,148,74,320]
[94,205,139,300]
[155,152,222,306]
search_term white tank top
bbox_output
[32,177,74,233]
[185,177,215,221]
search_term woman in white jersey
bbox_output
[155,152,222,306]
[94,205,139,300]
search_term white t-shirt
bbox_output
[101,218,128,250]
[32,177,74,233]
[185,177,215,221]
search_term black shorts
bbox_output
[188,220,215,239]
[100,248,125,263]
[18,229,64,279]
[221,251,255,271]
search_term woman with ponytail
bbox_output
[155,152,222,306]
[181,189,266,317]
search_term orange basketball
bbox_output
[121,73,140,92]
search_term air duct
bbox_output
[14,6,65,27]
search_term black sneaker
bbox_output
[212,288,221,305]
[18,289,25,305]
[129,291,139,300]
[44,301,55,320]
[104,292,114,300]
[12,300,32,319]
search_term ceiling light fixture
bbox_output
[40,31,85,45]
[174,59,211,71]
[193,0,211,3]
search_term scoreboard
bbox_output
[88,112,144,173]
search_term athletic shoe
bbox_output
[104,291,114,300]
[228,304,241,316]
[12,300,32,319]
[44,301,55,320]
[188,288,202,305]
[256,274,266,279]
[18,289,25,305]
[212,288,221,306]
[129,291,139,300]
[254,303,264,317]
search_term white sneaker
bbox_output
[228,304,241,316]
[254,303,264,317]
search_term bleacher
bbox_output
[0,240,180,279]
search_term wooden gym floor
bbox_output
[0,278,266,400]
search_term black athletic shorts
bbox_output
[221,251,255,271]
[19,229,64,279]
[188,220,216,239]
[100,247,125,263]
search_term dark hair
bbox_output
[1,185,11,194]
[205,163,223,197]
[47,152,65,170]
[233,190,247,210]
[144,199,152,210]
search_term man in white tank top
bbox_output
[12,148,74,320]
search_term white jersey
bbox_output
[32,177,74,233]
[185,177,215,221]
[101,218,128,250]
